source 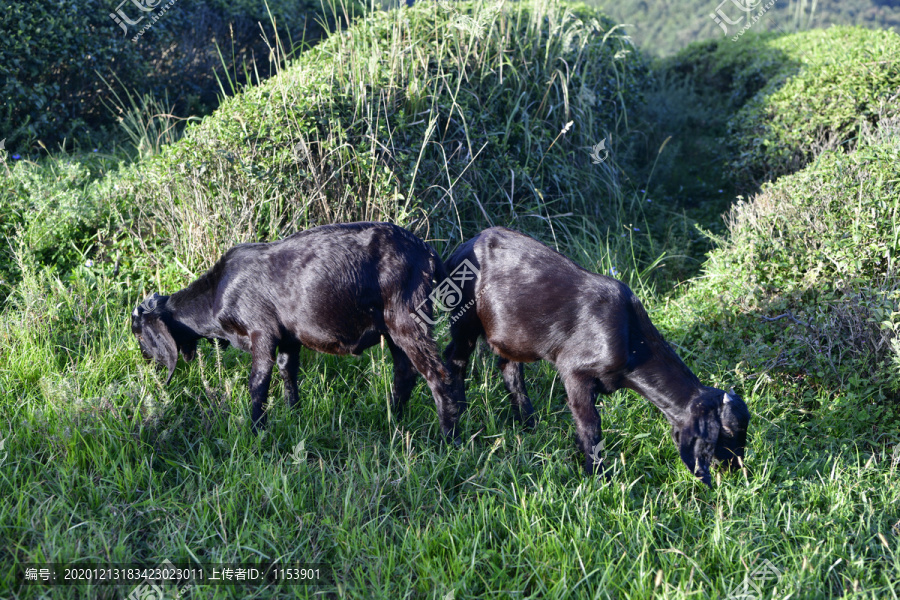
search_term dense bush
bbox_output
[726,27,900,185]
[656,27,900,190]
[100,0,656,274]
[0,0,342,152]
[659,33,795,112]
[0,150,123,301]
[670,135,900,398]
[627,32,796,224]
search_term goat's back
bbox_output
[169,222,443,351]
[227,221,439,307]
[445,227,689,375]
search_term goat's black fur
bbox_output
[132,222,464,440]
[444,227,750,486]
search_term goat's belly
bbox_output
[487,338,542,363]
[298,328,382,356]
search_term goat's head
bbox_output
[132,292,196,384]
[672,388,750,486]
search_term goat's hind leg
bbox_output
[444,303,481,385]
[444,331,477,383]
[277,350,301,410]
[497,358,536,429]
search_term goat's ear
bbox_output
[678,399,721,487]
[141,313,178,384]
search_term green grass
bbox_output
[2,2,900,599]
[1,266,899,599]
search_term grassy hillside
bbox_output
[2,3,900,599]
[670,137,900,407]
[592,0,900,56]
[101,0,652,271]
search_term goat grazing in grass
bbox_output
[131,222,464,440]
[443,227,750,485]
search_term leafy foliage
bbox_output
[672,137,900,396]
[103,0,654,273]
[726,27,900,185]
[0,151,119,301]
[0,0,339,152]
[657,27,900,189]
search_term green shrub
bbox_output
[727,27,900,185]
[659,33,795,112]
[102,0,656,275]
[670,136,900,396]
[0,0,341,152]
[0,150,123,301]
[658,27,900,189]
[627,36,797,246]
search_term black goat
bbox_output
[444,227,750,486]
[132,222,464,440]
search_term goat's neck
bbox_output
[622,350,706,427]
[167,286,218,339]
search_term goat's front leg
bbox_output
[390,320,465,444]
[249,333,277,432]
[497,357,535,429]
[385,336,417,422]
[277,350,300,410]
[562,371,605,477]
